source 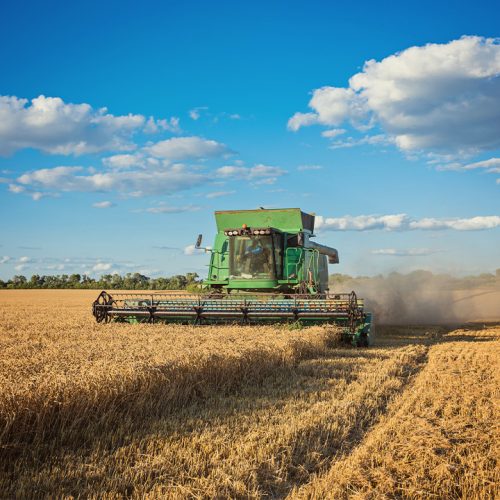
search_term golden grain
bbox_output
[0,290,498,498]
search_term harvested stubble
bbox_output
[291,326,500,499]
[0,290,498,499]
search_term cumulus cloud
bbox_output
[316,214,500,231]
[0,95,146,155]
[287,112,320,131]
[146,136,231,160]
[13,164,207,197]
[102,154,145,169]
[92,201,114,209]
[0,256,10,264]
[371,248,440,256]
[289,36,500,154]
[143,116,180,134]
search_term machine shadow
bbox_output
[2,339,419,496]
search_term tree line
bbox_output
[0,273,201,290]
[1,269,499,290]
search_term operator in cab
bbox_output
[244,238,272,276]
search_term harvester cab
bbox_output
[203,208,336,295]
[92,208,373,346]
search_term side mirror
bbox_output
[195,234,203,249]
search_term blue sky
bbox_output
[0,0,499,279]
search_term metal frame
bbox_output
[92,290,368,336]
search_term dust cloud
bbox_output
[330,271,500,324]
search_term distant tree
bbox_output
[69,274,81,287]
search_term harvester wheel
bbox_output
[92,291,113,323]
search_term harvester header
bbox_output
[92,207,373,346]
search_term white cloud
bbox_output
[290,36,500,154]
[19,256,31,263]
[92,262,112,272]
[437,157,500,173]
[0,95,145,155]
[14,164,207,197]
[462,158,500,170]
[9,182,49,200]
[143,116,180,134]
[102,153,163,170]
[371,248,439,256]
[287,112,319,131]
[145,136,231,160]
[252,177,279,186]
[189,106,208,120]
[205,190,235,198]
[14,264,28,272]
[297,165,323,171]
[92,201,114,209]
[183,244,197,255]
[189,107,240,122]
[321,128,346,138]
[316,214,500,231]
[189,110,200,120]
[409,216,500,230]
[31,192,45,201]
[0,256,10,264]
[8,183,25,193]
[329,134,391,150]
[102,154,144,169]
[216,164,286,181]
[145,205,200,214]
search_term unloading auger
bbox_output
[92,208,373,346]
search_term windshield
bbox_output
[230,235,279,279]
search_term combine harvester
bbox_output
[92,208,373,346]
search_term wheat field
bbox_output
[0,290,498,498]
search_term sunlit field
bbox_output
[0,290,498,498]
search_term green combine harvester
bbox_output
[92,208,372,346]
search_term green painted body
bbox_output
[204,208,331,294]
[92,208,373,346]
